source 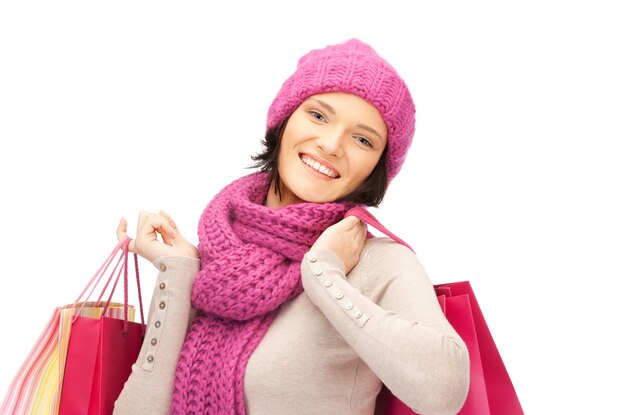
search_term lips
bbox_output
[299,153,340,178]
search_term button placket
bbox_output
[331,287,370,328]
[350,307,369,327]
[307,253,329,287]
[306,251,369,327]
[142,267,170,371]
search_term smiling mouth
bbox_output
[299,154,340,178]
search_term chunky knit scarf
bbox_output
[169,172,355,414]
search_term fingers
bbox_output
[122,211,178,242]
[158,211,179,245]
[336,216,367,251]
[340,215,362,229]
[159,210,178,231]
[119,210,196,261]
[117,217,128,242]
[343,216,367,236]
[139,211,179,246]
[117,217,136,253]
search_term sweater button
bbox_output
[323,280,333,287]
[159,263,167,272]
[308,254,318,262]
[159,282,166,290]
[159,301,166,310]
[345,303,354,310]
[355,311,363,319]
[314,268,323,276]
[150,338,158,346]
[335,292,344,300]
[147,355,154,363]
[155,320,161,328]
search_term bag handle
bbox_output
[100,238,146,332]
[73,237,127,306]
[72,238,146,333]
[345,207,414,253]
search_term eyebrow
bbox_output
[310,98,385,144]
[311,98,335,115]
[356,124,384,144]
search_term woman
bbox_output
[113,39,469,415]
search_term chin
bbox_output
[292,185,338,203]
[280,173,346,204]
[296,192,334,204]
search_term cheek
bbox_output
[277,143,298,176]
[277,127,302,160]
[352,153,381,181]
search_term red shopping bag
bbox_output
[374,281,524,415]
[344,208,523,415]
[58,238,145,415]
[436,281,523,414]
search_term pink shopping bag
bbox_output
[58,238,145,415]
[0,239,144,415]
[374,281,524,415]
[344,208,523,415]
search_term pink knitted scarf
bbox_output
[169,172,355,414]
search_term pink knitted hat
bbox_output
[266,39,416,180]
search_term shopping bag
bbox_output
[0,303,135,415]
[436,281,523,414]
[343,208,523,415]
[58,237,145,415]
[0,307,64,415]
[374,281,524,415]
[0,239,143,415]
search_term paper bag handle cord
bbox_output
[73,237,127,305]
[133,251,146,326]
[109,240,146,328]
[344,207,414,253]
[72,238,128,320]
[100,239,130,328]
[73,238,130,323]
[101,239,146,332]
[101,238,146,328]
[72,237,145,329]
[95,245,126,304]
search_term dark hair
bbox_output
[250,120,389,207]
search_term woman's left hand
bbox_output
[310,216,367,274]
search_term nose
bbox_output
[315,129,344,158]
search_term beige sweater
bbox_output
[114,238,469,415]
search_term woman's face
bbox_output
[267,92,387,207]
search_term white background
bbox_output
[1,1,624,413]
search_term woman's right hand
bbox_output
[117,211,199,263]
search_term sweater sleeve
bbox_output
[113,256,199,415]
[300,238,470,415]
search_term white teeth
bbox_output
[301,155,338,178]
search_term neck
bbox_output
[265,180,303,208]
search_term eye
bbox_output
[355,135,373,148]
[308,110,326,122]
